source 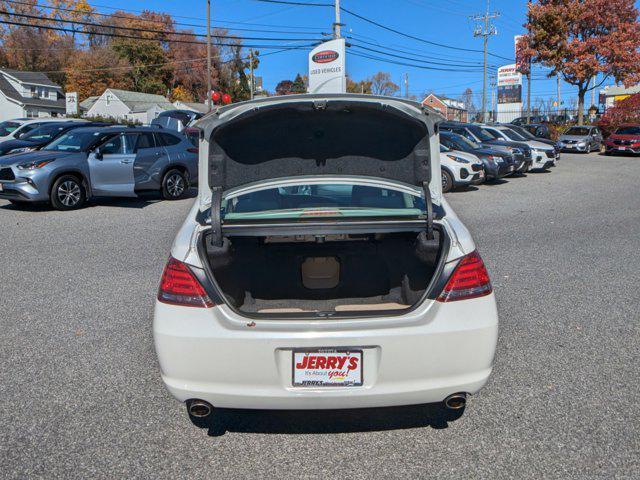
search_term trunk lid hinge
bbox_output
[207,186,223,250]
[422,182,434,240]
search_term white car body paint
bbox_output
[154,96,498,412]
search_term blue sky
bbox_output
[97,0,622,107]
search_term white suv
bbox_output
[439,145,485,192]
[153,95,498,424]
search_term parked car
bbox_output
[440,131,514,180]
[0,126,198,209]
[501,124,561,160]
[604,125,640,155]
[440,122,531,173]
[0,121,109,156]
[511,115,547,125]
[439,145,485,192]
[558,126,603,153]
[0,118,86,145]
[153,94,498,422]
[482,125,556,170]
[151,110,203,132]
[521,123,551,139]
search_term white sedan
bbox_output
[153,95,498,424]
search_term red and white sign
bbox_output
[292,350,363,387]
[308,38,346,94]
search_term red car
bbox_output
[604,125,640,155]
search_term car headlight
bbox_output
[16,159,54,170]
[446,154,470,164]
[8,147,36,154]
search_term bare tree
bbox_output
[370,72,399,97]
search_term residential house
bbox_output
[85,89,175,124]
[421,93,469,122]
[79,96,99,114]
[0,69,66,121]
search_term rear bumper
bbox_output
[154,294,499,410]
[605,144,640,154]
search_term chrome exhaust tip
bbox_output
[187,399,213,418]
[444,393,467,410]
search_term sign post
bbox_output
[65,92,78,117]
[308,38,346,94]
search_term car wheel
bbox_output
[441,170,453,193]
[50,175,86,210]
[162,169,188,200]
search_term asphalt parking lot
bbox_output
[1,152,639,479]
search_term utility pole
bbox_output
[557,73,561,115]
[490,74,497,122]
[249,48,255,100]
[333,0,341,39]
[471,0,499,123]
[404,73,409,99]
[525,0,532,122]
[206,0,212,112]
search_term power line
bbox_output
[349,44,487,70]
[253,0,333,6]
[348,50,495,73]
[470,0,500,122]
[340,6,513,61]
[0,18,317,49]
[3,0,327,34]
[0,9,322,42]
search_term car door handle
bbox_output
[120,160,133,164]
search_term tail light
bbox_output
[437,251,492,302]
[158,257,213,308]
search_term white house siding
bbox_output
[85,90,131,121]
[0,94,25,121]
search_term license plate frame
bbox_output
[292,348,363,387]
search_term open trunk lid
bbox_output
[194,94,443,249]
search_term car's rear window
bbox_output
[565,127,590,136]
[0,121,22,136]
[222,183,425,220]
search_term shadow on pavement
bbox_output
[190,403,465,437]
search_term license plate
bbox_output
[0,183,3,191]
[292,349,363,387]
[478,171,484,178]
[619,147,626,151]
[509,165,515,171]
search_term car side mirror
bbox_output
[94,147,103,160]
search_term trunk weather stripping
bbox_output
[196,224,453,322]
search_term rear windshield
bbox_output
[565,127,590,136]
[500,128,526,141]
[615,126,640,135]
[223,183,425,220]
[468,125,496,142]
[21,123,68,142]
[0,121,21,136]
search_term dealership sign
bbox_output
[497,64,522,122]
[308,38,346,94]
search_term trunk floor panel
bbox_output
[243,289,410,313]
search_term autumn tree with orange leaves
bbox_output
[519,0,640,125]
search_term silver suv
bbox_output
[0,126,198,210]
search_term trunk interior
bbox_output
[206,231,443,315]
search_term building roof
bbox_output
[80,96,98,111]
[0,70,65,110]
[603,84,640,97]
[174,101,209,114]
[0,68,61,88]
[107,89,174,112]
